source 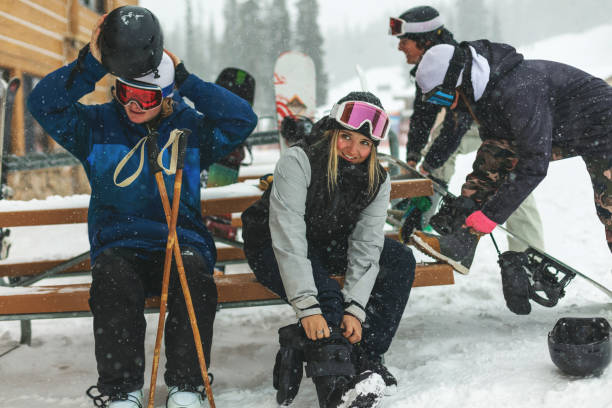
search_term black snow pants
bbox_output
[245,237,416,358]
[89,246,217,395]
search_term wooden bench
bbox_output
[0,179,454,340]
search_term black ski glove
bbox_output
[174,62,190,88]
[498,251,532,315]
[66,43,92,90]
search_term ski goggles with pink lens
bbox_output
[329,101,390,141]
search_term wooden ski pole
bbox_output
[146,130,215,408]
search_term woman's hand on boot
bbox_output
[341,314,362,344]
[301,314,330,341]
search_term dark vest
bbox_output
[241,140,386,273]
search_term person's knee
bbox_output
[380,240,416,286]
[90,247,142,306]
[174,251,218,306]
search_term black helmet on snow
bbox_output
[548,317,610,376]
[99,6,164,78]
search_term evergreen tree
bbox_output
[294,0,328,106]
[236,0,267,113]
[268,0,291,56]
[218,0,240,69]
[183,0,207,77]
[261,0,291,114]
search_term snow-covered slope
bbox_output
[0,26,611,408]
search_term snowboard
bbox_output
[0,77,20,261]
[205,68,255,242]
[273,51,316,151]
[379,152,612,303]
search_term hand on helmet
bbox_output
[164,49,181,68]
[90,14,107,63]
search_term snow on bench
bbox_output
[0,178,454,321]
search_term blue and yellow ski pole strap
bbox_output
[258,174,273,191]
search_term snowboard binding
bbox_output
[498,248,576,314]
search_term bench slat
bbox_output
[0,264,453,316]
[0,247,246,278]
[0,179,431,227]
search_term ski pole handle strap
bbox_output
[157,128,185,175]
[176,128,191,170]
[146,131,162,174]
[113,136,148,187]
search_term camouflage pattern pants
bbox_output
[427,125,544,251]
[462,139,612,253]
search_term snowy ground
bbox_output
[1,26,612,408]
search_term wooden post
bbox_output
[9,69,24,156]
[69,0,80,38]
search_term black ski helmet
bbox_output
[548,317,610,376]
[99,6,164,78]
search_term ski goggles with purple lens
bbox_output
[329,101,390,141]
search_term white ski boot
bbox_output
[166,385,205,408]
[108,389,143,408]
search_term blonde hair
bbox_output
[160,97,174,118]
[325,129,382,197]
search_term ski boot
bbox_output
[274,323,306,406]
[166,384,206,408]
[411,226,480,275]
[304,327,385,408]
[351,344,397,396]
[86,387,143,407]
[429,195,479,235]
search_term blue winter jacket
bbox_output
[27,52,257,272]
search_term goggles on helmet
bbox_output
[388,16,443,37]
[329,101,390,141]
[421,46,466,107]
[114,77,164,110]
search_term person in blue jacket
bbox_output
[27,16,257,408]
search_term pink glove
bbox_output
[465,210,497,234]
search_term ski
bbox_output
[0,77,20,261]
[273,51,316,151]
[379,152,612,300]
[205,68,255,243]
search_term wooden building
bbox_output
[1,0,138,199]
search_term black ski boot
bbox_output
[273,323,306,406]
[429,195,479,235]
[352,345,397,396]
[304,328,385,408]
[411,226,480,274]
